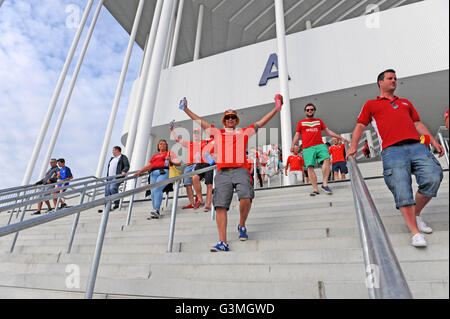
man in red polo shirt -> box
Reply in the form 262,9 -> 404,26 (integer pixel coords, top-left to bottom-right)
181,97 -> 282,252
347,69 -> 444,248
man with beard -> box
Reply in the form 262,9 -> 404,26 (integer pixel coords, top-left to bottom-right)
290,104 -> 349,196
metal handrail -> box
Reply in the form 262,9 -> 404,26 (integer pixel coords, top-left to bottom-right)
436,125 -> 449,167
347,154 -> 412,299
0,170 -> 140,211
0,175 -> 100,197
0,163 -> 217,299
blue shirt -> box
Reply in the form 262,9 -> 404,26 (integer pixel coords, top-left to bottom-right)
58,167 -> 73,187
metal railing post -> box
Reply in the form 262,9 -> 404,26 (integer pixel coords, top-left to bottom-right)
67,188 -> 87,253
437,131 -> 449,168
125,178 -> 139,226
9,204 -> 28,253
85,200 -> 112,299
168,180 -> 180,253
211,168 -> 217,221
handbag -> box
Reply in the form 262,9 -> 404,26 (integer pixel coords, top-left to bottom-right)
169,166 -> 181,179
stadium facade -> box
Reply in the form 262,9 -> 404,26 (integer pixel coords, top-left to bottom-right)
22,0 -> 449,185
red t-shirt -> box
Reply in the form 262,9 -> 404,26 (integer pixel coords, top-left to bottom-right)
296,118 -> 327,149
357,96 -> 420,151
328,144 -> 346,164
209,124 -> 258,171
445,109 -> 449,120
182,140 -> 209,165
286,155 -> 304,171
148,151 -> 176,170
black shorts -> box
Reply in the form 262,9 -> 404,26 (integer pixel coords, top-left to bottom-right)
194,163 -> 214,185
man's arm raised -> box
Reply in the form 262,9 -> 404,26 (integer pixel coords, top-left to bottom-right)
181,99 -> 212,131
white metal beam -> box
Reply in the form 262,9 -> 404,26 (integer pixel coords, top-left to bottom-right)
274,0 -> 293,187
256,0 -> 305,40
125,0 -> 163,162
286,0 -> 327,33
169,0 -> 185,67
21,0 -> 94,185
95,0 -> 145,178
389,0 -> 409,9
312,0 -> 346,27
334,0 -> 369,23
194,4 -> 205,60
244,3 -> 274,32
230,0 -> 255,23
130,0 -> 176,174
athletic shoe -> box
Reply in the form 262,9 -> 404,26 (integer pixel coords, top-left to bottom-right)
60,203 -> 67,208
148,210 -> 160,220
238,226 -> 248,241
411,233 -> 427,248
321,186 -> 333,195
416,216 -> 433,234
47,208 -> 53,213
310,191 -> 320,197
204,207 -> 211,212
31,211 -> 41,215
183,203 -> 195,209
210,241 -> 230,252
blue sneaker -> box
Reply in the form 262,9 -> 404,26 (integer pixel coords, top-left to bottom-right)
211,241 -> 230,252
321,185 -> 333,195
238,226 -> 248,241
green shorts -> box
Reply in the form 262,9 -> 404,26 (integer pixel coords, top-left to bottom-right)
303,144 -> 330,168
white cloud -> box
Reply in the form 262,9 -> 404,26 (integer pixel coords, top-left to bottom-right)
0,0 -> 142,189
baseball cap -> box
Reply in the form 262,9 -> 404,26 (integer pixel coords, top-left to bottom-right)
222,109 -> 240,126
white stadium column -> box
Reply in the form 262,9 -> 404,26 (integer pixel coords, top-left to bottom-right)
193,4 -> 205,61
21,0 -> 94,185
95,0 -> 146,178
125,0 -> 163,163
169,0 -> 185,68
274,0 -> 293,186
129,0 -> 176,175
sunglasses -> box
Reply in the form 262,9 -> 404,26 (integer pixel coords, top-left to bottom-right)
305,109 -> 315,112
224,115 -> 237,120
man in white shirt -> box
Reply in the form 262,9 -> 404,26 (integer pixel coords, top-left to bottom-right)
102,146 -> 130,211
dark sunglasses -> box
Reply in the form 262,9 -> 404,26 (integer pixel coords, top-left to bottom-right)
305,108 -> 315,112
225,115 -> 237,120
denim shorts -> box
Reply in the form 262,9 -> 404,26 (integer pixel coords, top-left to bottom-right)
183,164 -> 196,186
381,142 -> 443,209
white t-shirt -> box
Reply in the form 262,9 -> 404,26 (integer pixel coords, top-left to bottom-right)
108,155 -> 121,177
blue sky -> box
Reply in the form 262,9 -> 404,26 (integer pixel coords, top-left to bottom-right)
0,0 -> 143,189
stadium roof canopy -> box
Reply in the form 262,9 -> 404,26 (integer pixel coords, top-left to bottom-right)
105,0 -> 423,66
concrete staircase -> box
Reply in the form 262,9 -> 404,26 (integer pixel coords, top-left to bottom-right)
0,161 -> 448,299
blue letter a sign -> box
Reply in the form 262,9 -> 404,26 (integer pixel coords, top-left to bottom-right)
259,53 -> 291,86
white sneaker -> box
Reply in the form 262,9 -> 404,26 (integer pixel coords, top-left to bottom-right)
416,216 -> 433,234
411,233 -> 427,248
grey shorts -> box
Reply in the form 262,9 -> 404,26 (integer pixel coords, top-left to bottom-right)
213,167 -> 255,211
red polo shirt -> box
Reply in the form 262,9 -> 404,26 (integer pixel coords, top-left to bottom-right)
357,96 -> 421,151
